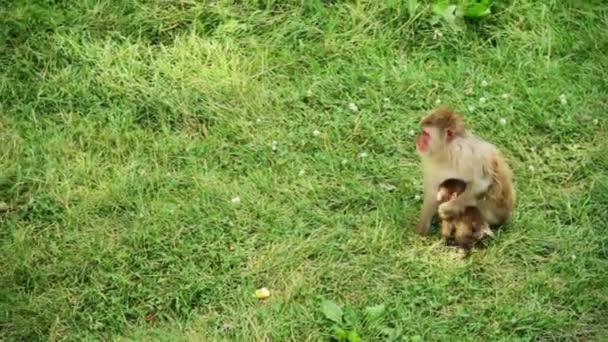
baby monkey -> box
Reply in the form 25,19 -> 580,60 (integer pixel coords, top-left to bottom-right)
437,179 -> 495,252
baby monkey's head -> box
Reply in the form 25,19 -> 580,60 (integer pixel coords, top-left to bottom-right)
437,178 -> 467,203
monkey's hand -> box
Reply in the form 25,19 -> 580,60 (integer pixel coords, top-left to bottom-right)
438,201 -> 464,219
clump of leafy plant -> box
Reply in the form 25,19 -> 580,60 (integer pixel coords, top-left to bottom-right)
431,0 -> 495,27
320,299 -> 390,341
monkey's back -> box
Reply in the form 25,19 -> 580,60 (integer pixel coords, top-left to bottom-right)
480,149 -> 516,225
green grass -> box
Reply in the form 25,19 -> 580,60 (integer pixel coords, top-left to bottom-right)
1,0 -> 608,340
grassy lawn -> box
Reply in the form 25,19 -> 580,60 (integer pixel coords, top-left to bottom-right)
2,1 -> 608,340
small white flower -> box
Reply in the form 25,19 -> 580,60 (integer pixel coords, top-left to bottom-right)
306,89 -> 313,97
382,100 -> 391,109
298,169 -> 305,176
256,118 -> 262,123
414,194 -> 421,201
312,129 -> 321,137
357,152 -> 368,158
271,141 -> 278,151
571,254 -> 576,260
559,94 -> 567,105
231,196 -> 241,204
383,97 -> 390,102
408,129 -> 416,136
593,119 -> 599,125
433,29 -> 443,39
435,98 -> 442,105
341,159 -> 348,165
501,93 -> 509,99
479,97 -> 487,104
464,87 -> 474,96
380,183 -> 397,192
528,165 -> 535,172
499,118 -> 507,125
468,105 -> 475,112
348,102 -> 359,112
481,80 -> 489,88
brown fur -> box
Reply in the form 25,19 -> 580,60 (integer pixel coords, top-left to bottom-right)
437,178 -> 466,202
416,106 -> 515,237
478,152 -> 516,224
437,179 -> 492,251
421,107 -> 467,136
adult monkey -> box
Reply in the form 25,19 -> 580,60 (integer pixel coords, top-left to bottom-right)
415,107 -> 516,235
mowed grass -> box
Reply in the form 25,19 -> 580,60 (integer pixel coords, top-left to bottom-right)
1,1 -> 608,340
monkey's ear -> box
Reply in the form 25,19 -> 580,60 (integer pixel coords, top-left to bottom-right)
446,128 -> 455,140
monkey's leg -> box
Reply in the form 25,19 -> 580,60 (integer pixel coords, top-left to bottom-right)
440,219 -> 453,238
440,219 -> 455,245
454,221 -> 474,252
417,191 -> 439,235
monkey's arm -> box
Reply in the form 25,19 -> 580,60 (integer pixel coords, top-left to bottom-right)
438,170 -> 491,217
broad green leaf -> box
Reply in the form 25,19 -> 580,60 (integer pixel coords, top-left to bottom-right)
406,0 -> 419,16
343,307 -> 359,326
364,304 -> 386,321
465,4 -> 491,18
465,0 -> 494,18
333,326 -> 348,340
431,0 -> 449,17
321,300 -> 343,323
432,3 -> 459,26
347,330 -> 362,342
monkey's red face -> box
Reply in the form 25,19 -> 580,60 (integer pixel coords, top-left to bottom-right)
416,126 -> 455,156
416,127 -> 431,154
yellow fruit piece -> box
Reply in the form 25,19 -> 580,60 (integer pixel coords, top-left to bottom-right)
255,287 -> 270,299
